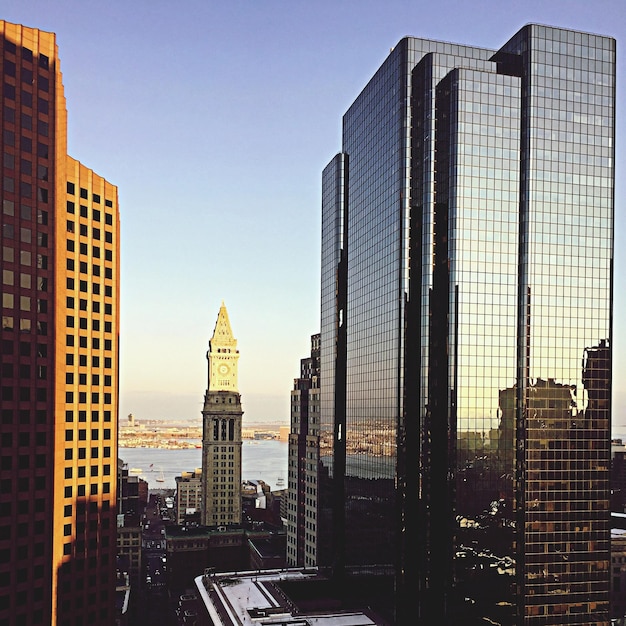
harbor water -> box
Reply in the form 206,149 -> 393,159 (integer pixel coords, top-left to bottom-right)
119,438 -> 288,491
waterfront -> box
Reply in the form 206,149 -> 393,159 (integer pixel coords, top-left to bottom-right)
119,438 -> 288,490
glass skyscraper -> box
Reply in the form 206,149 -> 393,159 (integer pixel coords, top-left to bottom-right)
318,24 -> 614,624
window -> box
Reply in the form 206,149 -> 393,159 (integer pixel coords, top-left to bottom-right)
67,182 -> 75,195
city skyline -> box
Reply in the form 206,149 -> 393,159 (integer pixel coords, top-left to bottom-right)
2,1 -> 624,426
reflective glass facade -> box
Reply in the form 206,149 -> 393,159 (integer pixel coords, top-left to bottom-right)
319,24 -> 614,625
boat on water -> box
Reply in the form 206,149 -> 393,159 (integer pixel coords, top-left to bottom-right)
276,476 -> 285,487
156,468 -> 165,483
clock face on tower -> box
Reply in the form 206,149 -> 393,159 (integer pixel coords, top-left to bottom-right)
218,363 -> 230,376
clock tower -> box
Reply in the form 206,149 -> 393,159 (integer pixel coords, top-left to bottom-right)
200,302 -> 243,526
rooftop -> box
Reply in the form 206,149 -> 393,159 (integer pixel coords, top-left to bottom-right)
195,569 -> 389,625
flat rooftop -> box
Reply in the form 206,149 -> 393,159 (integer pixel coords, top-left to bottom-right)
195,569 -> 388,625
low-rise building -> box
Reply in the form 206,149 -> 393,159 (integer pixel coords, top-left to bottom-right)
175,468 -> 203,524
116,524 -> 142,590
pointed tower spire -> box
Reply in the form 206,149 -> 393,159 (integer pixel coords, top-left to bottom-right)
207,302 -> 239,392
209,302 -> 237,351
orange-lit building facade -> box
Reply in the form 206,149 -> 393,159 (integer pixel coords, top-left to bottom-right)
0,22 -> 119,625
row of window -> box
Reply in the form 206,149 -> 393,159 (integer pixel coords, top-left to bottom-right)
64,392 -> 113,404
64,428 -> 112,441
3,76 -> 49,99
65,372 -> 112,386
3,40 -> 50,67
66,181 -> 113,208
0,386 -> 47,401
65,410 -> 112,424
66,317 -> 113,332
63,500 -> 111,517
66,354 -> 111,368
65,278 -> 114,299
66,335 -> 113,350
63,482 -> 111,500
67,228 -> 114,245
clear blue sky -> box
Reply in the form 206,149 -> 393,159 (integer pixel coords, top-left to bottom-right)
3,0 -> 625,426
